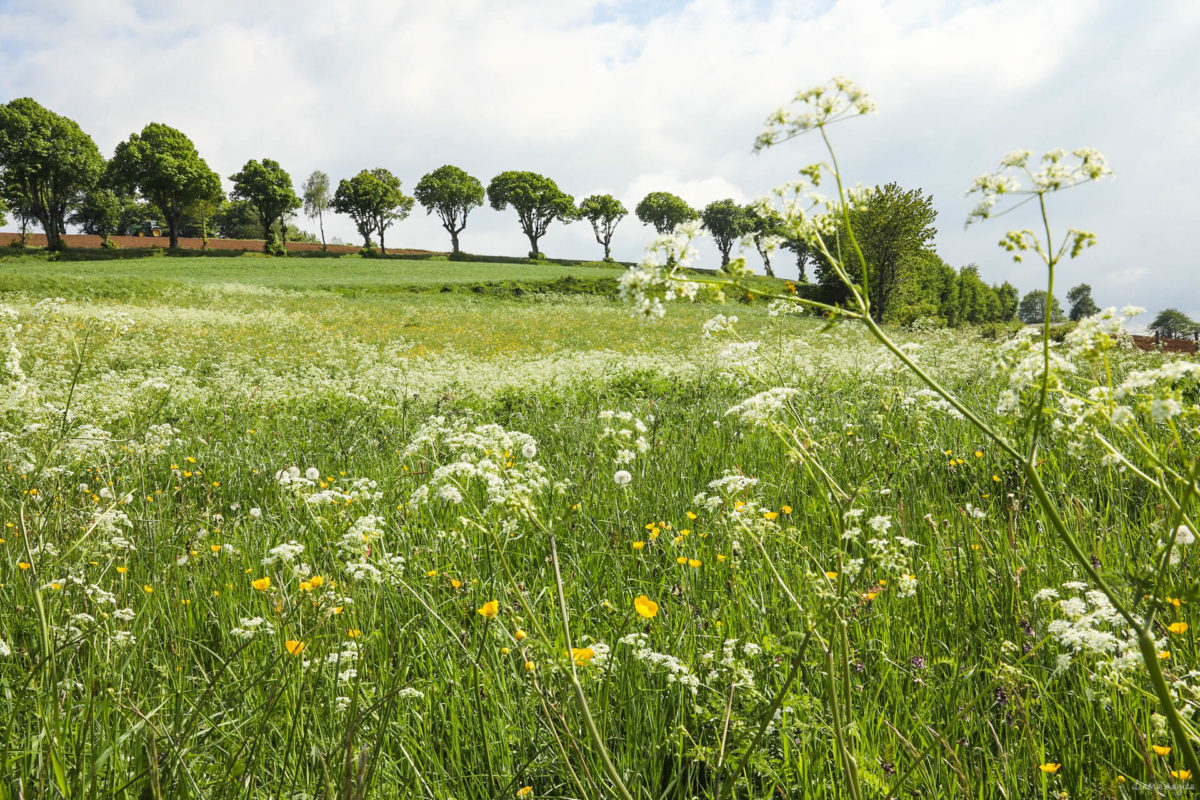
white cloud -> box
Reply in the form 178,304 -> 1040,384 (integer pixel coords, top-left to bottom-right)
1,0 -> 1197,315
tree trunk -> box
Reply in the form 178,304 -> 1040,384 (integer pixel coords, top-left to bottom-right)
168,215 -> 180,249
450,228 -> 460,255
41,215 -> 61,251
318,211 -> 326,252
280,215 -> 288,245
603,241 -> 611,260
527,231 -> 540,258
380,227 -> 387,255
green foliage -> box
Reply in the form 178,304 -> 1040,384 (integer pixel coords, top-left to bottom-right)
0,97 -> 105,249
996,281 -> 1019,322
229,158 -> 301,242
635,191 -> 697,234
212,199 -> 261,240
700,199 -> 752,267
486,171 -> 575,258
743,204 -> 785,277
1148,307 -> 1198,338
69,187 -> 123,243
331,168 -> 414,254
109,122 -> 222,248
263,230 -> 287,256
0,194 -> 6,228
1066,283 -> 1100,321
415,165 -> 486,255
1017,289 -> 1064,324
814,182 -> 937,321
578,193 -> 627,260
301,170 -> 331,251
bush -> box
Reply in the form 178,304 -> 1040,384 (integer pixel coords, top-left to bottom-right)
264,232 -> 287,257
359,246 -> 378,258
1047,321 -> 1078,342
6,239 -> 24,250
977,320 -> 1023,340
448,251 -> 470,262
100,238 -> 118,250
528,251 -> 547,261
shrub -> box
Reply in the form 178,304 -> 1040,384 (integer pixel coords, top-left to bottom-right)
264,232 -> 287,257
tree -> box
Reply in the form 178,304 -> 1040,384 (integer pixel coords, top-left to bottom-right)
109,123 -> 222,249
1066,283 -> 1100,321
212,200 -> 260,240
301,170 -> 331,252
996,281 -> 1020,322
814,182 -> 937,322
701,199 -> 752,268
578,194 -> 627,261
486,171 -> 575,258
229,159 -> 301,246
0,195 -> 7,228
954,266 -> 1001,326
781,235 -> 813,282
1148,308 -> 1198,339
635,191 -> 697,235
185,181 -> 224,250
70,187 -> 123,245
743,204 -> 786,277
414,165 -> 485,256
1017,290 -> 1063,324
0,98 -> 104,250
331,168 -> 414,254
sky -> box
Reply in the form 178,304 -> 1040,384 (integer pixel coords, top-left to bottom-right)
1,0 -> 1197,318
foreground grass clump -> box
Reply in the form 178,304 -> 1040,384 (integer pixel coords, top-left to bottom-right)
0,263 -> 1194,798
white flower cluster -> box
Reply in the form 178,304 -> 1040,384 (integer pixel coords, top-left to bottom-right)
597,410 -> 651,466
406,416 -> 549,521
701,639 -> 764,691
725,388 -> 801,429
617,222 -> 704,319
967,147 -> 1112,225
1036,582 -> 1156,681
754,76 -> 875,149
619,633 -> 700,693
230,617 -> 275,641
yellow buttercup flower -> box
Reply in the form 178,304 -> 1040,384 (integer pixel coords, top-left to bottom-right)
1172,770 -> 1192,779
143,585 -> 154,593
825,571 -> 838,580
687,559 -> 701,568
1168,622 -> 1188,635
17,562 -> 30,570
763,511 -> 779,520
514,629 -> 527,641
285,640 -> 306,655
632,541 -> 645,550
781,505 -> 792,514
308,575 -> 323,588
252,577 -> 271,591
477,600 -> 499,618
570,647 -> 595,666
686,511 -> 698,520
1038,763 -> 1060,774
347,629 -> 361,638
524,660 -> 535,671
676,556 -> 687,564
517,786 -> 532,797
1153,745 -> 1172,756
634,595 -> 658,619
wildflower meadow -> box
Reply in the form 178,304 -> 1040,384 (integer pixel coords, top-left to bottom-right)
2,79 -> 1198,800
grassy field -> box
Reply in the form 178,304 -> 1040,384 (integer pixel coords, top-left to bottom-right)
0,252 -> 1195,798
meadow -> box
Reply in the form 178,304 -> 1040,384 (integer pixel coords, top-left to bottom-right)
0,245 -> 1195,800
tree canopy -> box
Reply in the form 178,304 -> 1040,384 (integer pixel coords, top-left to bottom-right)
1017,290 -> 1064,324
634,191 -> 697,235
229,159 -> 301,245
110,123 -> 222,249
414,165 -> 485,256
486,171 -> 575,258
1066,283 -> 1100,321
301,170 -> 331,251
69,187 -> 123,244
700,199 -> 751,268
1148,308 -> 1198,339
814,182 -> 937,322
743,204 -> 785,277
578,194 -> 627,261
331,168 -> 414,253
0,97 -> 104,250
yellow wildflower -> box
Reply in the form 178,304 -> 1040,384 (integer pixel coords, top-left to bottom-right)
634,595 -> 658,619
478,600 -> 499,618
252,577 -> 271,591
